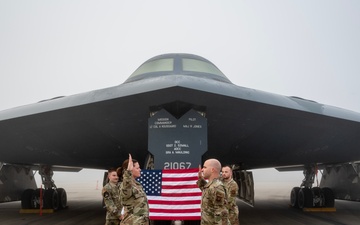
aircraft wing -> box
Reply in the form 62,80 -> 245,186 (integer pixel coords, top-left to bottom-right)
2,53 -> 360,207
1,53 -> 360,171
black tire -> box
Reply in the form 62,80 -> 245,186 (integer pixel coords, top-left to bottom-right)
57,188 -> 67,209
21,189 -> 34,209
44,189 -> 59,210
311,187 -> 322,207
290,187 -> 300,208
322,187 -> 335,207
298,188 -> 313,209
31,188 -> 44,209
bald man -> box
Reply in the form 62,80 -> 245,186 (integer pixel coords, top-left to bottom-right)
197,159 -> 229,225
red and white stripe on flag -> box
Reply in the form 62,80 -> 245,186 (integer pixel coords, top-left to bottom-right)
138,168 -> 201,220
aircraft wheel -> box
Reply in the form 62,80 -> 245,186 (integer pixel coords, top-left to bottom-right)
57,188 -> 67,209
322,187 -> 335,207
290,187 -> 300,208
298,188 -> 313,209
31,188 -> 44,209
21,189 -> 34,209
311,187 -> 322,207
44,189 -> 59,210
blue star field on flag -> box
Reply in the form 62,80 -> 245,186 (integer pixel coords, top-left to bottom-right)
136,170 -> 162,196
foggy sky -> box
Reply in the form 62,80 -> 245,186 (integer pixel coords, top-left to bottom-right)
1,1 -> 359,186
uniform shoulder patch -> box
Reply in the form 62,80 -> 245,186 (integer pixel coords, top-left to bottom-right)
103,191 -> 110,199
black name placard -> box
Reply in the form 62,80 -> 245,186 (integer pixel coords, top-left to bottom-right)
148,109 -> 207,169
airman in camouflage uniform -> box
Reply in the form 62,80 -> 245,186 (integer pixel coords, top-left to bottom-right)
221,165 -> 240,225
197,159 -> 229,225
120,154 -> 149,225
102,168 -> 123,225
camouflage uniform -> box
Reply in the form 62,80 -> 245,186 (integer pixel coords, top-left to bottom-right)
120,170 -> 149,225
102,182 -> 122,225
223,179 -> 239,225
197,178 -> 229,225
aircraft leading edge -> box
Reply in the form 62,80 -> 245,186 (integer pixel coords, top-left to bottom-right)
1,53 -> 360,213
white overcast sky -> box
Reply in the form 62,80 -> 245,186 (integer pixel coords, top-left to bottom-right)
1,1 -> 359,186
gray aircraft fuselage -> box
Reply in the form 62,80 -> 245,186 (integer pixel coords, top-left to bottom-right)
1,53 -> 360,171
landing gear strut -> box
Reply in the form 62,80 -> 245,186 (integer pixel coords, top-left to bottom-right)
21,165 -> 67,210
290,164 -> 335,209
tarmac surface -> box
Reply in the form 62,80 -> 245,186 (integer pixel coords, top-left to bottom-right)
0,188 -> 104,225
1,182 -> 360,225
239,184 -> 360,225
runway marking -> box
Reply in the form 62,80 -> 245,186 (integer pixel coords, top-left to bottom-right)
19,209 -> 54,214
303,207 -> 336,212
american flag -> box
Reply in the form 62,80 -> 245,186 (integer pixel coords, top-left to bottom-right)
137,168 -> 201,220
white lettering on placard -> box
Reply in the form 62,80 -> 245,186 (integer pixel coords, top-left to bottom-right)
164,162 -> 192,169
150,118 -> 177,128
165,140 -> 190,154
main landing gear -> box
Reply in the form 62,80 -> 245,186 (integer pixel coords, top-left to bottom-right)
21,165 -> 67,210
290,164 -> 335,209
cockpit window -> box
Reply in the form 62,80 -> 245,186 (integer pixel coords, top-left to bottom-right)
182,58 -> 225,77
125,53 -> 231,83
130,58 -> 174,77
